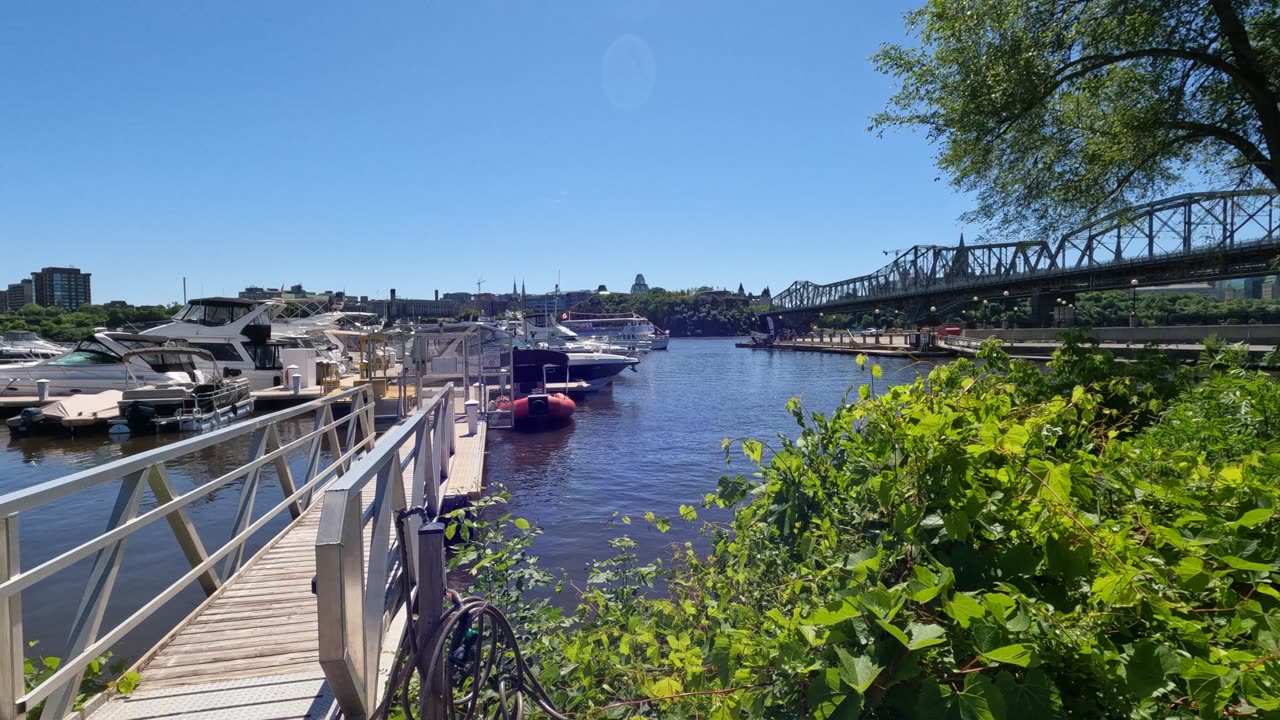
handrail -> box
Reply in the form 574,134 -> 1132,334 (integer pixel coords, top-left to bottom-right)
316,382 -> 457,719
0,384 -> 376,720
0,384 -> 370,517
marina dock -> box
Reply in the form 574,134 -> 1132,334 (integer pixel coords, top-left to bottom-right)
0,381 -> 489,720
738,332 -> 954,358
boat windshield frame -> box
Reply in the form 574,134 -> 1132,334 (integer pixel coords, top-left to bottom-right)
172,298 -> 263,326
120,347 -> 214,380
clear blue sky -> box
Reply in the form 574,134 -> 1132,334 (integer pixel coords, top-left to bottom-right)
1,1 -> 973,305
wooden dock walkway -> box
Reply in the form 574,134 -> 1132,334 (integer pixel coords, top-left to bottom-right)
83,410 -> 487,720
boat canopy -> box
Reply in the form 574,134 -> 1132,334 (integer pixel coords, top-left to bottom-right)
120,347 -> 212,377
173,298 -> 263,326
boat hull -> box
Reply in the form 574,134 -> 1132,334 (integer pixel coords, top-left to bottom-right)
497,392 -> 575,430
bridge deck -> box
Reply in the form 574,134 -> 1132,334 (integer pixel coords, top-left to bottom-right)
85,411 -> 487,720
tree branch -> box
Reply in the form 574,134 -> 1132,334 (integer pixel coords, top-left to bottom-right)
1055,47 -> 1256,95
1083,132 -> 1201,217
1168,120 -> 1277,186
1209,0 -> 1280,183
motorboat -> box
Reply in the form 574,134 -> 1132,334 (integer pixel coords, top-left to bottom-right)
0,333 -> 211,397
521,315 -> 639,355
6,391 -> 124,435
5,346 -> 254,435
113,348 -> 254,435
494,348 -> 575,430
140,297 -> 322,390
0,331 -> 65,364
561,313 -> 669,351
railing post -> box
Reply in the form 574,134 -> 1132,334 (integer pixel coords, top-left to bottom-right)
436,403 -> 449,482
0,515 -> 22,720
222,427 -> 270,579
416,521 -> 447,720
45,473 -> 146,720
145,464 -> 220,596
316,488 -> 369,719
448,395 -> 457,459
266,425 -> 303,520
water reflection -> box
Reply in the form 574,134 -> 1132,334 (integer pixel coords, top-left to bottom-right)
0,415 -> 321,663
487,338 -> 934,587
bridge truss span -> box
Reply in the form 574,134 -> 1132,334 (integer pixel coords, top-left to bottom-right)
771,190 -> 1280,319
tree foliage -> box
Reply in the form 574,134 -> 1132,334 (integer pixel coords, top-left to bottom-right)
873,0 -> 1280,235
0,303 -> 179,342
451,341 -> 1280,718
571,290 -> 767,337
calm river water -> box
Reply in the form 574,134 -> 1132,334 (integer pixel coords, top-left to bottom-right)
0,338 -> 933,666
487,337 -> 934,589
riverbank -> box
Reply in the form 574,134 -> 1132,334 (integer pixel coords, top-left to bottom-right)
467,334 -> 1280,718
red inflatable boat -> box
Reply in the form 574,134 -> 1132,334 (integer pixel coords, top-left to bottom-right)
495,392 -> 575,428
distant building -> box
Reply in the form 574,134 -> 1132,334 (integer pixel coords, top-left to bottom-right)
238,284 -> 338,308
1262,276 -> 1279,300
32,267 -> 91,310
736,283 -> 746,297
104,300 -> 130,309
1137,282 -> 1220,298
1218,278 -> 1263,300
524,289 -> 595,314
442,292 -> 473,303
367,297 -> 461,319
4,280 -> 34,312
630,274 -> 649,294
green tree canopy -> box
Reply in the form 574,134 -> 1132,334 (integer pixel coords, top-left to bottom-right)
873,0 -> 1280,235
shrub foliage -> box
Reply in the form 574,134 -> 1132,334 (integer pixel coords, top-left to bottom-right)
455,341 -> 1280,718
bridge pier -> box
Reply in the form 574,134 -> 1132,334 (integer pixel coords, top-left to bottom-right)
1030,293 -> 1055,328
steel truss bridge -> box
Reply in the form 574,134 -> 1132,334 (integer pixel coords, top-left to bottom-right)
770,190 -> 1280,325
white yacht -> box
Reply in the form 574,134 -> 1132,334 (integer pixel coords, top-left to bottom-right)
140,297 -> 321,390
522,315 -> 637,354
0,333 -> 211,396
0,331 -> 65,364
560,314 -> 669,351
520,315 -> 639,390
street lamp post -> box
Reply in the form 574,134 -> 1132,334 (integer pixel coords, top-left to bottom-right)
1130,279 -> 1139,327
1002,290 -> 1011,329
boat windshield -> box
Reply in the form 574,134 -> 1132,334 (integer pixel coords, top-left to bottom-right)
174,302 -> 253,326
2,331 -> 38,342
130,353 -> 200,374
115,338 -> 173,351
48,340 -> 120,366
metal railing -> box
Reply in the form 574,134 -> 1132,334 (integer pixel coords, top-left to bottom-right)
0,384 -> 375,720
316,383 -> 457,719
937,334 -> 986,351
